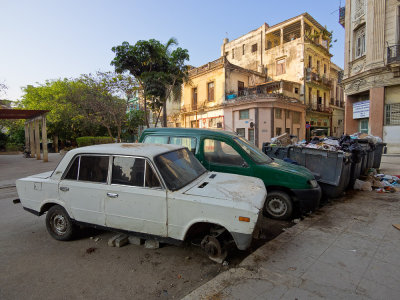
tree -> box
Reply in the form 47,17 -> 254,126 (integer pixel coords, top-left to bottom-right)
111,38 -> 189,128
0,81 -> 7,97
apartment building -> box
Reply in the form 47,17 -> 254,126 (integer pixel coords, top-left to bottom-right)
179,57 -> 305,147
222,13 -> 339,137
341,0 -> 400,153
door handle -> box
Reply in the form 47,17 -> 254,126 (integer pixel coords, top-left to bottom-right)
107,192 -> 119,198
60,186 -> 69,192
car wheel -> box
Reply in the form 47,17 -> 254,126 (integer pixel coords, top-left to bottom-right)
263,191 -> 293,220
46,205 -> 75,241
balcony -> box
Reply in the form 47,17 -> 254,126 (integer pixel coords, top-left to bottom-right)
306,103 -> 332,114
387,45 -> 400,65
339,7 -> 345,28
225,81 -> 284,101
181,103 -> 200,113
305,69 -> 332,88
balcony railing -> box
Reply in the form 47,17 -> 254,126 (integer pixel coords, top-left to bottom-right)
387,45 -> 400,64
225,81 -> 282,101
305,69 -> 332,88
306,103 -> 332,113
339,6 -> 345,27
188,57 -> 225,77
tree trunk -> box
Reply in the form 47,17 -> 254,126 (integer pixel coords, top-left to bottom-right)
144,95 -> 150,128
106,126 -> 113,140
162,101 -> 167,127
53,135 -> 59,153
154,108 -> 162,128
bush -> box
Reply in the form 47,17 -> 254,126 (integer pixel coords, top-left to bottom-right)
76,136 -> 114,147
5,143 -> 24,152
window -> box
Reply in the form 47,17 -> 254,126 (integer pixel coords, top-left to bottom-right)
78,156 -> 109,183
285,128 -> 290,134
296,128 -> 300,137
192,88 -> 197,109
242,44 -> 245,55
385,103 -> 400,125
203,139 -> 245,166
154,148 -> 206,191
308,56 -> 312,68
267,41 -> 272,50
294,87 -> 299,94
191,120 -> 199,128
317,60 -> 320,74
144,135 -> 169,144
64,156 -> 79,180
248,128 -> 255,144
170,136 -> 197,153
308,87 -> 312,104
112,156 -> 145,187
236,128 -> 245,138
208,82 -> 215,101
355,26 -> 366,58
324,64 -> 327,75
275,108 -> 282,119
225,51 -> 229,57
238,81 -> 245,95
359,119 -> 369,134
145,161 -> 161,188
293,112 -> 301,124
232,48 -> 235,59
286,111 -> 290,119
251,43 -> 258,53
239,109 -> 249,120
276,59 -> 286,75
275,127 -> 282,136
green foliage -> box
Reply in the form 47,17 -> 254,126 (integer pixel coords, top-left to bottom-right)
76,136 -> 114,147
0,131 -> 7,151
5,143 -> 23,152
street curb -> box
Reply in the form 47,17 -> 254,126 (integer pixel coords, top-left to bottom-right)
182,203 -> 335,299
0,184 -> 16,189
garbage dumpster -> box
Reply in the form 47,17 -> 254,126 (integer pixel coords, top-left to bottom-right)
288,147 -> 351,198
263,145 -> 290,160
357,139 -> 374,174
372,142 -> 387,169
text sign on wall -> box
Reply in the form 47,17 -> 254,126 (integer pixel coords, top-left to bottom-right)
353,100 -> 370,119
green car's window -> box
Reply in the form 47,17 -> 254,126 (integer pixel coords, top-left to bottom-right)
203,139 -> 245,166
143,135 -> 169,144
234,137 -> 272,164
170,136 -> 197,153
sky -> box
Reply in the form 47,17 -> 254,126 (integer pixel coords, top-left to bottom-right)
0,0 -> 345,101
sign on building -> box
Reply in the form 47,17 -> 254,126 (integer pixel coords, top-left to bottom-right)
353,100 -> 370,119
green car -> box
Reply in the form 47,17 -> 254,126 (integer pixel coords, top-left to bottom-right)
139,128 -> 321,220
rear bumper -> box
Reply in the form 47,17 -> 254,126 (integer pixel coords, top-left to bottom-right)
292,186 -> 322,213
231,231 -> 253,250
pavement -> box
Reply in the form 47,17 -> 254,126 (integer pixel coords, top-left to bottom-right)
184,155 -> 400,300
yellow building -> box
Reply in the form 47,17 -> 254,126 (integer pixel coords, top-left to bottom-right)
222,13 -> 338,137
180,57 -> 306,147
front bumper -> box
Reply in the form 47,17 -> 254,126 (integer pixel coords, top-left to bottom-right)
292,186 -> 322,213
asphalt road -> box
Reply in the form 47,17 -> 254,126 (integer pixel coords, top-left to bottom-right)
0,183 -> 291,299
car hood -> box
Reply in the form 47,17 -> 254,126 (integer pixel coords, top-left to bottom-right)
182,172 -> 266,211
27,171 -> 53,179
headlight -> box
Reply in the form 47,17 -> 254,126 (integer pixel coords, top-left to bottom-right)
308,179 -> 319,188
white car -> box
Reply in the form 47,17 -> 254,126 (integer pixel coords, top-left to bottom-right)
16,143 -> 266,259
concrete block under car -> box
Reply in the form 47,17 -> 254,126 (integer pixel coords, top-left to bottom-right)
108,233 -> 125,247
115,235 -> 129,248
145,239 -> 160,249
129,236 -> 144,245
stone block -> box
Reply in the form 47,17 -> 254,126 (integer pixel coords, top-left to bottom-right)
144,239 -> 160,249
108,233 -> 124,247
128,236 -> 143,246
115,235 -> 129,248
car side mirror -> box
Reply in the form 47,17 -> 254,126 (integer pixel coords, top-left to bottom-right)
242,161 -> 248,168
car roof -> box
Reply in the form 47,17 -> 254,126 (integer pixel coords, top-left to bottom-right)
142,127 -> 239,138
67,143 -> 184,159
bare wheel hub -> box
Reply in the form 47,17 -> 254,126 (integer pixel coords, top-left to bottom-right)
267,197 -> 287,217
51,214 -> 67,235
201,235 -> 222,259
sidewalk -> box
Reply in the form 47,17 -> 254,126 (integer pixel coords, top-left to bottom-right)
184,157 -> 400,299
0,153 -> 63,188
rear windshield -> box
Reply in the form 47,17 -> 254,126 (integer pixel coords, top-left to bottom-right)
234,137 -> 272,164
154,148 -> 206,191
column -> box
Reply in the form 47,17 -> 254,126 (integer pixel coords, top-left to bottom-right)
34,119 -> 41,160
29,121 -> 35,157
280,28 -> 284,46
344,95 -> 358,134
370,87 -> 385,138
24,123 -> 29,153
42,116 -> 48,162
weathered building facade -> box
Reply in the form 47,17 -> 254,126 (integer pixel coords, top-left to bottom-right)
179,57 -> 306,147
330,63 -> 345,137
341,0 -> 400,153
221,13 -> 339,137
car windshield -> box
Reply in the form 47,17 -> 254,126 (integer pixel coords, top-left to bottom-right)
234,137 -> 272,164
154,148 -> 206,191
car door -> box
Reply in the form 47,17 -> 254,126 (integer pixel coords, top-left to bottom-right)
58,154 -> 109,226
201,138 -> 253,177
105,156 -> 167,237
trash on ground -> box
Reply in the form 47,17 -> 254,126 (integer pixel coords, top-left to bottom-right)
392,224 -> 400,231
86,247 -> 97,254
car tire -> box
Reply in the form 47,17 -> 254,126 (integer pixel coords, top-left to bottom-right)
46,205 -> 76,241
263,191 -> 293,220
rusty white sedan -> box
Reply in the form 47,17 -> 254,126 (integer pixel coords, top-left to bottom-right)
16,143 -> 266,260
